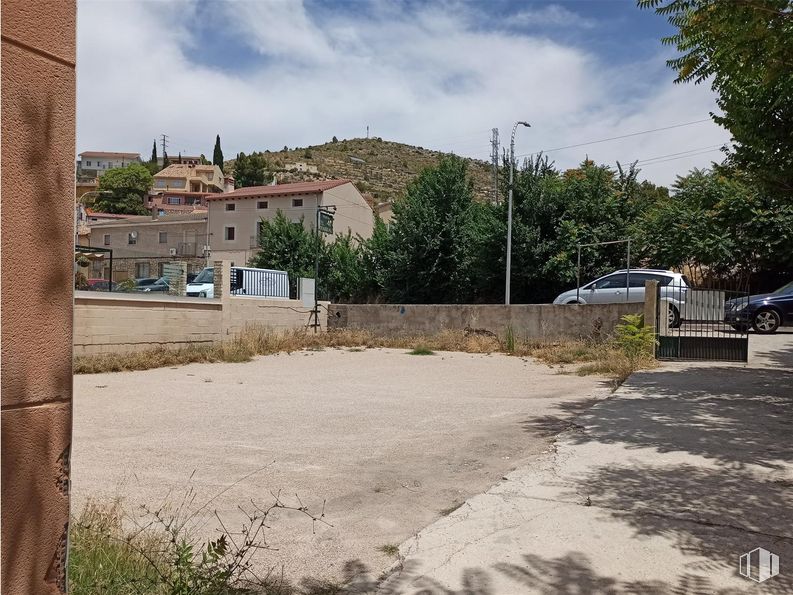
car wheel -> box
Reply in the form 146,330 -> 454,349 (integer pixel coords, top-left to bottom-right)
667,304 -> 681,328
752,309 -> 780,334
565,300 -> 582,305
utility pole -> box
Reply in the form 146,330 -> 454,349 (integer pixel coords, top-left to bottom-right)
505,121 -> 530,306
490,128 -> 500,203
160,133 -> 169,161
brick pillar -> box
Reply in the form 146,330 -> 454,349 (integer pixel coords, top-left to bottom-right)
644,280 -> 658,333
1,1 -> 76,593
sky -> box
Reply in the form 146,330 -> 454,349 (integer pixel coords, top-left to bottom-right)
76,0 -> 732,187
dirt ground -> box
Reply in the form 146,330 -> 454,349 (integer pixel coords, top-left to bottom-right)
71,347 -> 607,587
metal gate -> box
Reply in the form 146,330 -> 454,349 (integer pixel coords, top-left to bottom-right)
655,280 -> 749,362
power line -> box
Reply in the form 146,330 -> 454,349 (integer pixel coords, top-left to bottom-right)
515,118 -> 713,159
632,144 -> 726,165
636,148 -> 725,168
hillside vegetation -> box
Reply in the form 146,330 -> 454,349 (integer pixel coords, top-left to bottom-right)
225,137 -> 494,204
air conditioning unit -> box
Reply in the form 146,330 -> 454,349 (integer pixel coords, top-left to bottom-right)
169,248 -> 177,257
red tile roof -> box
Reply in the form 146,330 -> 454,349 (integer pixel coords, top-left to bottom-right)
205,179 -> 351,201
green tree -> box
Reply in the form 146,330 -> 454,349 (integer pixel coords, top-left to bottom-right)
150,139 -> 157,164
213,135 -> 224,172
163,151 -> 171,168
639,0 -> 793,200
384,156 -> 483,303
233,152 -> 273,188
199,153 -> 209,165
95,163 -> 153,215
248,211 -> 320,297
358,215 -> 391,301
332,136 -> 338,143
635,168 -> 793,287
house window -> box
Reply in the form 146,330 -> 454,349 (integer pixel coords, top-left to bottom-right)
225,203 -> 236,211
224,226 -> 235,241
86,160 -> 92,166
167,196 -> 181,205
103,234 -> 110,246
257,200 -> 268,209
128,232 -> 138,245
159,231 -> 167,243
135,262 -> 149,278
292,198 -> 303,207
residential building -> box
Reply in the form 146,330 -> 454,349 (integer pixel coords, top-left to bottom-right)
157,154 -> 204,166
285,161 -> 318,174
148,163 -> 231,212
77,151 -> 142,177
205,179 -> 374,265
87,213 -> 209,281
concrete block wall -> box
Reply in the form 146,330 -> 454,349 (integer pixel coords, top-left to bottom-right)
328,302 -> 642,340
1,1 -> 77,592
73,292 -> 327,356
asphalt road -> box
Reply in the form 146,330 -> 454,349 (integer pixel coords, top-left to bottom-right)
71,347 -> 605,587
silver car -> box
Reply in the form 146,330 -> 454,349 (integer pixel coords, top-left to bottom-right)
553,269 -> 689,327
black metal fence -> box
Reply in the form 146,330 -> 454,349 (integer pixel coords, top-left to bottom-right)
655,278 -> 749,362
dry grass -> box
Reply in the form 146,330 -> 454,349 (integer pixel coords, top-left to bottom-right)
74,326 -> 656,384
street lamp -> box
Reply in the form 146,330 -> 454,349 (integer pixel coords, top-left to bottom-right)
505,121 -> 530,306
75,190 -> 111,244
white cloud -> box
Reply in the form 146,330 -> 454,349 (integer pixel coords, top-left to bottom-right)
76,0 -> 729,187
510,4 -> 597,28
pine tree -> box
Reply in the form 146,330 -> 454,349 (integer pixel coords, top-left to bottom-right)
213,135 -> 224,172
178,152 -> 182,164
150,140 -> 157,163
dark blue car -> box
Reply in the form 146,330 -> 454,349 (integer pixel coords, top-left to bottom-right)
725,280 -> 793,334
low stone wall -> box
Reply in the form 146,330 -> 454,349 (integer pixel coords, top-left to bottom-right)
328,303 -> 642,340
74,291 -> 325,356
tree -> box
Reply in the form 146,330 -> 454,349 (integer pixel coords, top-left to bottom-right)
178,152 -> 182,164
233,152 -> 273,188
150,140 -> 157,164
639,0 -> 793,200
95,163 -> 153,215
199,154 -> 209,165
213,135 -> 224,172
384,156 -> 483,303
163,151 -> 171,168
248,211 -> 321,297
635,168 -> 793,287
332,136 -> 338,143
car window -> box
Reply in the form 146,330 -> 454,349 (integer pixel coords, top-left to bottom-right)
594,274 -> 627,289
628,273 -> 651,287
772,281 -> 793,295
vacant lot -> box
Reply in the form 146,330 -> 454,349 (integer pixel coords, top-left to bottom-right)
72,347 -> 606,586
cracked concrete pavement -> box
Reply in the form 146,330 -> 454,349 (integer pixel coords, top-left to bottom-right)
71,347 -> 607,586
381,332 -> 793,594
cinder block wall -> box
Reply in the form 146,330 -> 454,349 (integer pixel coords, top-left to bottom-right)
1,1 -> 77,592
328,303 -> 642,340
73,293 -> 327,356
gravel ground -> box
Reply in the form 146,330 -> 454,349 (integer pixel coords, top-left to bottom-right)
71,347 -> 606,587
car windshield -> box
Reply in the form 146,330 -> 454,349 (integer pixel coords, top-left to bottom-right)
192,268 -> 213,284
771,281 -> 793,295
154,277 -> 169,286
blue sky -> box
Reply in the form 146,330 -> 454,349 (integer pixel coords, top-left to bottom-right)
76,0 -> 729,186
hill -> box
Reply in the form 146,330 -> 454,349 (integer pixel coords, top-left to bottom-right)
224,137 -> 495,205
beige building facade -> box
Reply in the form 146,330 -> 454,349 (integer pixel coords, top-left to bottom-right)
206,180 -> 374,265
88,214 -> 209,280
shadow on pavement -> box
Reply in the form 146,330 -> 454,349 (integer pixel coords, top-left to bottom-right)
298,551 -> 765,594
523,366 -> 793,470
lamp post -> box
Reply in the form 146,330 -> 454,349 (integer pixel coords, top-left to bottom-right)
75,190 -> 111,245
505,121 -> 530,305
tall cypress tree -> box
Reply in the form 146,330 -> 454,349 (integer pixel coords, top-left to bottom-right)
213,135 -> 224,172
150,140 -> 157,163
163,151 -> 171,168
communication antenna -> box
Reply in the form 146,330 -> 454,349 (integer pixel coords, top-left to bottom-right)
490,128 -> 500,203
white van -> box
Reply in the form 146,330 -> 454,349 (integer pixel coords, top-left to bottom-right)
186,266 -> 290,299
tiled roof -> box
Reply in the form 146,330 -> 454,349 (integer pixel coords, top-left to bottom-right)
205,179 -> 351,201
79,151 -> 141,159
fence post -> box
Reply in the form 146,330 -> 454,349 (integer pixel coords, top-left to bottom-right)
644,280 -> 658,333
213,260 -> 232,336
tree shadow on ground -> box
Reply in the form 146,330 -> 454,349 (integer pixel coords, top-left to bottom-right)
753,335 -> 793,370
572,463 -> 793,593
523,366 -> 793,470
297,551 -> 762,594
